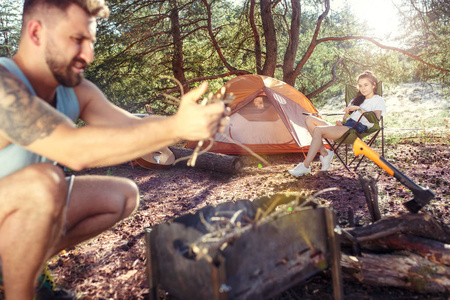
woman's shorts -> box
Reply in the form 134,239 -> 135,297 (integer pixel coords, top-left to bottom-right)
343,119 -> 368,134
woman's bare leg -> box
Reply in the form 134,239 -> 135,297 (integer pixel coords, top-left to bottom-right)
304,116 -> 332,157
303,124 -> 350,168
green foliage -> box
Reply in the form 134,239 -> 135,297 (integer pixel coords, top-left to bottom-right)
1,0 -> 445,122
0,0 -> 22,57
395,0 -> 450,84
8,0 -> 436,112
85,0 -> 244,113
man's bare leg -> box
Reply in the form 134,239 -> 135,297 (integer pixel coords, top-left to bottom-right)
0,164 -> 68,300
52,175 -> 139,254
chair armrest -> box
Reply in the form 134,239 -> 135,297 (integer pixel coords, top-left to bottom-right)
361,111 -> 380,123
354,111 -> 380,124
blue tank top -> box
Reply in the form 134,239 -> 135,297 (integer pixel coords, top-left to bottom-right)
0,57 -> 80,178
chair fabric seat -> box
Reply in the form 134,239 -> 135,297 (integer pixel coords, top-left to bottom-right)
335,112 -> 381,144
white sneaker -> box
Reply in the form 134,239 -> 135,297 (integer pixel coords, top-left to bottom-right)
320,149 -> 334,171
289,162 -> 304,172
288,163 -> 311,177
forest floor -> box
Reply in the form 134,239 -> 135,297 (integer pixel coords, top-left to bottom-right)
42,134 -> 449,299
0,82 -> 447,300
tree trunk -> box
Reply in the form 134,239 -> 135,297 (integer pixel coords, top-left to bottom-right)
287,0 -> 330,86
260,0 -> 277,77
169,0 -> 188,93
250,0 -> 262,74
169,147 -> 243,174
282,0 -> 301,84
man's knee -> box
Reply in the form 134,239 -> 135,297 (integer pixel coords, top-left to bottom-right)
122,178 -> 140,218
20,164 -> 68,212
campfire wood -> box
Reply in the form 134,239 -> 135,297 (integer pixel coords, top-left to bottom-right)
169,146 -> 243,174
145,194 -> 343,300
340,213 -> 450,293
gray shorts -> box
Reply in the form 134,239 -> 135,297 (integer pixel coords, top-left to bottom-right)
63,175 -> 75,235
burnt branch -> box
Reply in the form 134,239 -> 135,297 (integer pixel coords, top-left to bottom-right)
344,213 -> 450,244
358,174 -> 382,222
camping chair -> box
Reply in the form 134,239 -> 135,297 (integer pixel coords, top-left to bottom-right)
325,82 -> 384,172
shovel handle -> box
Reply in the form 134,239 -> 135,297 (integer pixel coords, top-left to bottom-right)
353,138 -> 394,176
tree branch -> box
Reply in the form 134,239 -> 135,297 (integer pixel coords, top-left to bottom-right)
184,71 -> 250,85
250,0 -> 262,74
316,35 -> 450,73
201,0 -> 234,72
291,0 -> 330,80
305,58 -> 342,99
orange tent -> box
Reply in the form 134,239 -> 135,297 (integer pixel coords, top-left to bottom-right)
187,75 -> 319,155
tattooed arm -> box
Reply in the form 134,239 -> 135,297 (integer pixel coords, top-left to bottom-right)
0,67 -> 72,148
0,70 -> 225,170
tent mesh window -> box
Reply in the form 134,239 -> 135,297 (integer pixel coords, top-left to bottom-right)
238,95 -> 280,122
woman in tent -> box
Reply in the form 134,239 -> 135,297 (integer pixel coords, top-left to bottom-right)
289,71 -> 386,176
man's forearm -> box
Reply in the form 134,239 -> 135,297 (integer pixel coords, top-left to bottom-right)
31,115 -> 183,170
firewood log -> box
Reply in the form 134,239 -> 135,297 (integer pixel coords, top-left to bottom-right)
169,146 -> 243,174
340,213 -> 450,293
341,252 -> 450,293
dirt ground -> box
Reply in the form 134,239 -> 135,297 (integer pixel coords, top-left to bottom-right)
21,137 -> 450,299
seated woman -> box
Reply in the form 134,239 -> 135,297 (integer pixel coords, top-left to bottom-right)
289,70 -> 386,177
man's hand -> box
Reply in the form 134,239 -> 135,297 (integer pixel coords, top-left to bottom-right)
174,82 -> 229,141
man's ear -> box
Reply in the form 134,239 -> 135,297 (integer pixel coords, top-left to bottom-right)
26,19 -> 43,46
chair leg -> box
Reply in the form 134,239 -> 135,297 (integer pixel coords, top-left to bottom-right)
381,118 -> 385,157
353,155 -> 366,170
345,144 -> 348,165
325,139 -> 351,172
348,131 -> 382,171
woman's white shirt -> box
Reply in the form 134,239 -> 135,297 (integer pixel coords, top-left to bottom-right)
349,95 -> 386,129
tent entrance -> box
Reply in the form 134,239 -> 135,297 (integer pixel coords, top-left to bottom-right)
238,95 -> 280,122
186,75 -> 320,155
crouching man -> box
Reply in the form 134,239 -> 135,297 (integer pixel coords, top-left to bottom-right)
0,0 -> 229,299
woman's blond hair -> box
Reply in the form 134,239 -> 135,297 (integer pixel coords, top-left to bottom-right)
23,0 -> 110,20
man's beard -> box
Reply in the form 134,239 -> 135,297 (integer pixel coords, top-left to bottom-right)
45,46 -> 85,87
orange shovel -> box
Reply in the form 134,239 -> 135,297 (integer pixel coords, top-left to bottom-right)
353,138 -> 435,213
